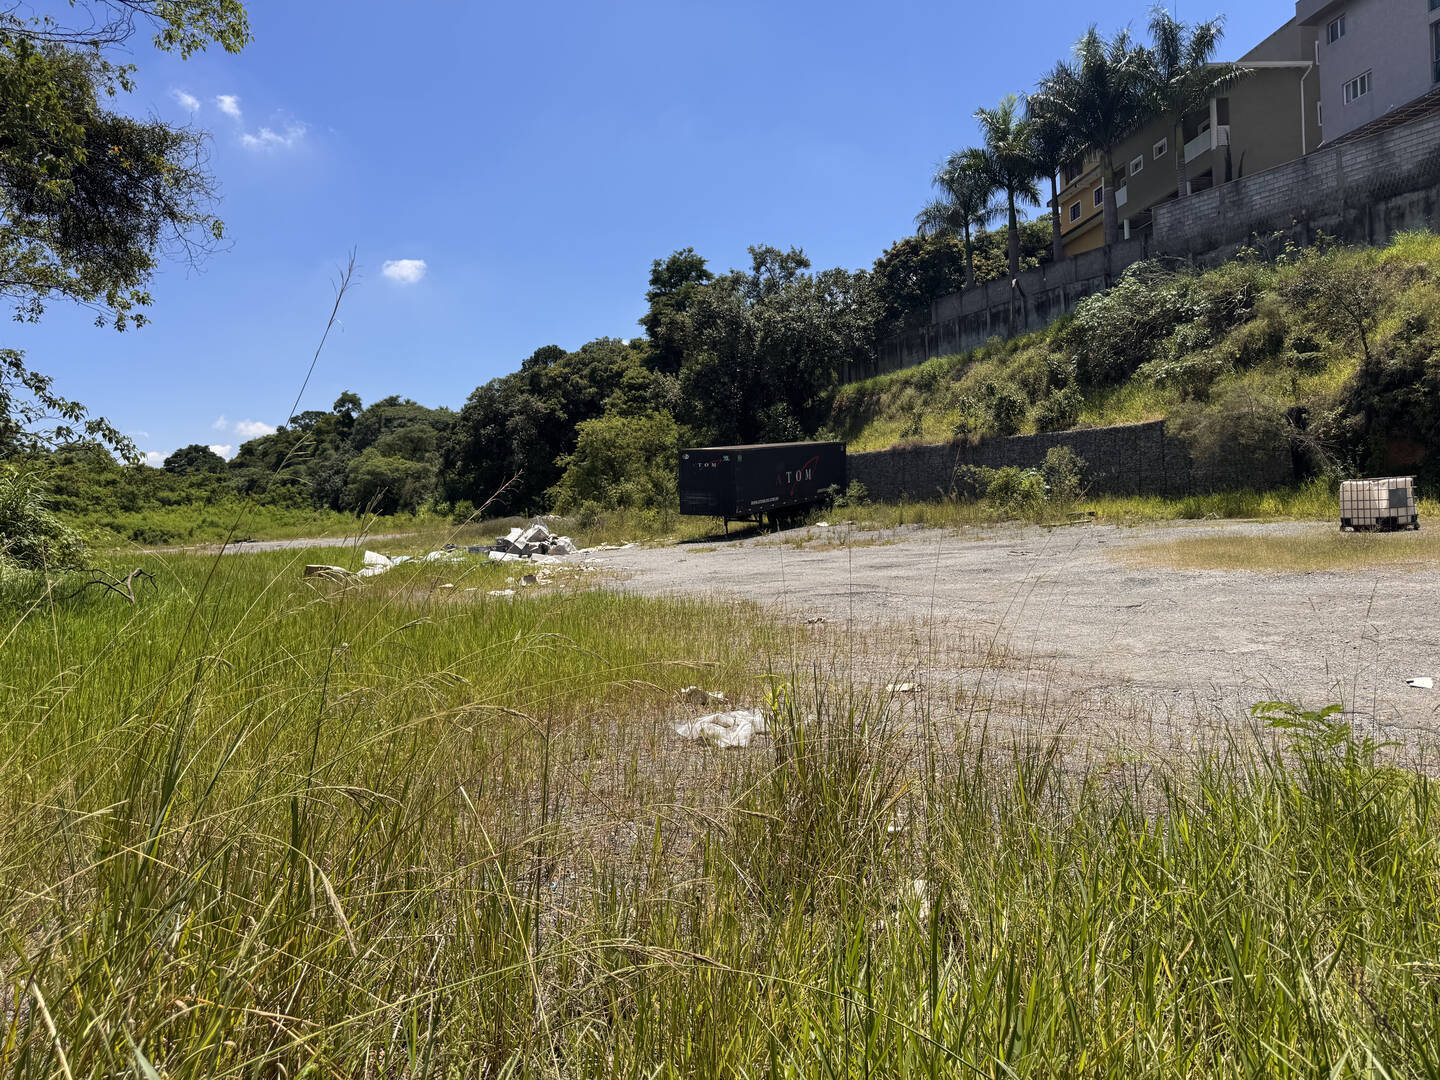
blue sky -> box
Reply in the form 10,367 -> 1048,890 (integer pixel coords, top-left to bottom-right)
20,0 -> 1294,464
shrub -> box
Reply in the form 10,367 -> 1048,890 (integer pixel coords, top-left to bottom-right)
0,464 -> 84,571
551,412 -> 680,513
1041,445 -> 1087,504
1062,262 -> 1199,386
984,466 -> 1048,513
1030,385 -> 1083,432
1169,385 -> 1292,489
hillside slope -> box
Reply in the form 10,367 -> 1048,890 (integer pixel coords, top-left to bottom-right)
824,233 -> 1440,487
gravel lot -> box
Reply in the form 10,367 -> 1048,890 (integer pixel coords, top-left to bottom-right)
581,520 -> 1440,746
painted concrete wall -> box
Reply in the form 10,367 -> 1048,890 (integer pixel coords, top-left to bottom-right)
1298,0 -> 1440,142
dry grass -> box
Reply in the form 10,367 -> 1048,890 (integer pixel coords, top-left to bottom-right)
1123,524 -> 1440,572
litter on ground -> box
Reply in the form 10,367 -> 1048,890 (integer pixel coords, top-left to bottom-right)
885,683 -> 920,694
1408,677 -> 1435,689
492,521 -> 578,559
674,708 -> 767,749
678,686 -> 726,705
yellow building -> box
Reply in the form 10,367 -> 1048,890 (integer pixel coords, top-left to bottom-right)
1057,15 -> 1321,257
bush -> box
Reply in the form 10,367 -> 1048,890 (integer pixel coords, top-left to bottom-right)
1041,445 -> 1086,504
984,466 -> 1048,514
1030,386 -> 1083,432
1169,385 -> 1292,489
550,412 -> 680,513
0,465 -> 84,571
1062,263 -> 1199,386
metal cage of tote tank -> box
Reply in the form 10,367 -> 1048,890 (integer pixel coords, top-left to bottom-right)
1339,476 -> 1420,531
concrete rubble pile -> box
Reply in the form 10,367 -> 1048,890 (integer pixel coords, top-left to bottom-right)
483,520 -> 578,563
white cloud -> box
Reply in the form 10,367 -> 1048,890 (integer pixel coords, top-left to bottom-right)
143,450 -> 170,467
212,414 -> 228,430
208,444 -> 234,460
233,419 -> 276,439
172,89 -> 200,112
215,94 -> 242,119
240,122 -> 307,151
382,259 -> 428,285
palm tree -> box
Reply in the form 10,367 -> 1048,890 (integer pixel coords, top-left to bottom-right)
915,148 -> 998,288
1026,97 -> 1079,264
1032,27 -> 1151,249
974,94 -> 1041,278
1146,7 -> 1250,200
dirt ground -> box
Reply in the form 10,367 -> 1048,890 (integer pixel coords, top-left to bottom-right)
578,520 -> 1440,750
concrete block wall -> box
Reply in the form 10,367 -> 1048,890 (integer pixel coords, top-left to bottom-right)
865,240 -> 1149,378
874,110 -> 1440,377
847,421 -> 1295,502
1152,111 -> 1440,255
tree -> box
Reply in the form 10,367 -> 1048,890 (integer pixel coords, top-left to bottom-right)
974,94 -> 1041,279
871,233 -> 967,327
915,148 -> 997,288
0,2 -> 249,459
1033,27 -> 1150,249
1146,7 -> 1249,201
640,249 -> 713,375
1026,98 -> 1080,264
550,412 -> 679,514
162,443 -> 227,475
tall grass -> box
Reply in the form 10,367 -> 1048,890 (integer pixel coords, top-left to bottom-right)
4,547 -> 1440,1076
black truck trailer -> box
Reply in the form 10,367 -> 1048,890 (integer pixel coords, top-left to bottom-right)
677,441 -> 845,530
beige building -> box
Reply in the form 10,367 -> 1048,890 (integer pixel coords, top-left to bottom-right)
1058,16 -> 1322,257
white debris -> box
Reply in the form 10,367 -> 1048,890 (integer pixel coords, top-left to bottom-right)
488,550 -> 524,562
488,588 -> 515,598
1408,677 -> 1435,689
910,879 -> 931,921
678,686 -> 727,705
356,550 -> 395,577
815,521 -> 830,528
491,519 -> 578,560
674,708 -> 767,749
885,683 -> 920,694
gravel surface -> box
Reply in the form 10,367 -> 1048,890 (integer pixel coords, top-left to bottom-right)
578,520 -> 1440,744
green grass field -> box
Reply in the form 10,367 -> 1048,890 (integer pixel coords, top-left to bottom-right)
4,541 -> 1440,1076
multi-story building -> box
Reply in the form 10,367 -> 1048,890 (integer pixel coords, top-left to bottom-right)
1058,15 -> 1320,257
1296,0 -> 1440,142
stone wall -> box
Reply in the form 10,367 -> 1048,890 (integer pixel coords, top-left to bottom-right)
1151,109 -> 1440,258
846,421 -> 1295,502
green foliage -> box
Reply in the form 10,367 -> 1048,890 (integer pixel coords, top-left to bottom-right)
870,232 -> 967,328
1168,385 -> 1292,488
550,412 -> 679,514
162,443 -> 227,475
1041,444 -> 1086,503
0,461 -> 83,570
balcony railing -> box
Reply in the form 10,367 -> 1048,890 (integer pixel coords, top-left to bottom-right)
1184,128 -> 1214,163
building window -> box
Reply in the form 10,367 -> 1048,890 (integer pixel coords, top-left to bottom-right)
1130,154 -> 1144,175
1153,137 -> 1168,160
1317,100 -> 1324,129
1343,70 -> 1371,104
1069,201 -> 1082,222
1093,185 -> 1104,208
1434,21 -> 1440,83
1328,15 -> 1345,43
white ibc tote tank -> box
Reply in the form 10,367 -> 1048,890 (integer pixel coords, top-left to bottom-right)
1339,477 -> 1419,531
